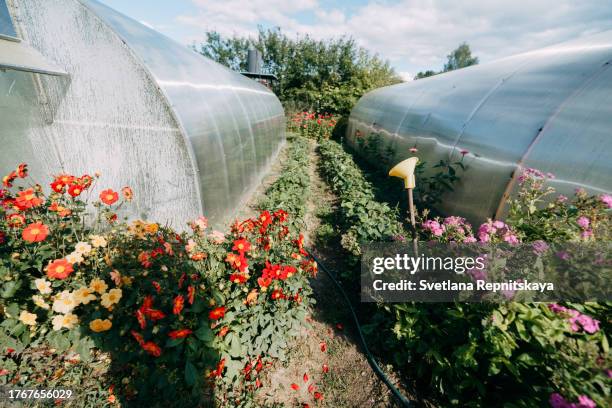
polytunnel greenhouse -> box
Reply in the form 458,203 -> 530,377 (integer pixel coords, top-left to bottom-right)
347,30 -> 612,224
0,0 -> 285,227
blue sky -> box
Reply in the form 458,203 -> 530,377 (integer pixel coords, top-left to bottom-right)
99,0 -> 612,80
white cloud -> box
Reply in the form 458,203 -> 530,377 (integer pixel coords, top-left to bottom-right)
178,0 -> 612,73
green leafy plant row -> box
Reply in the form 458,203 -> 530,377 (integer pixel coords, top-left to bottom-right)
318,139 -> 403,273
316,140 -> 611,407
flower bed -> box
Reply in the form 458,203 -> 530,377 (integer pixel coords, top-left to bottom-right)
316,140 -> 611,406
287,111 -> 337,140
0,163 -> 316,406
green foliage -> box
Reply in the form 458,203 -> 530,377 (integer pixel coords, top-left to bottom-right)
318,139 -> 403,271
195,27 -> 402,115
443,42 -> 479,72
257,135 -> 312,223
414,42 -> 479,80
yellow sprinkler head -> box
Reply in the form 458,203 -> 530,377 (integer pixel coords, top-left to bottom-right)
389,157 -> 419,189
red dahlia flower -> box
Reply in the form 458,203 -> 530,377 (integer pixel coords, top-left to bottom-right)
7,213 -> 26,228
232,238 -> 251,254
173,295 -> 184,315
187,285 -> 195,304
2,171 -> 17,188
230,273 -> 248,284
15,188 -> 43,209
141,341 -> 161,357
100,189 -> 119,205
67,184 -> 83,197
168,329 -> 192,339
16,163 -> 28,178
130,330 -> 145,346
209,306 -> 225,320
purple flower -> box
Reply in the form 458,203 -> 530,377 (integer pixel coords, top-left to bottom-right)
576,395 -> 596,408
467,267 -> 487,282
577,216 -> 590,229
532,240 -> 550,256
600,194 -> 612,209
581,229 -> 593,240
606,369 -> 612,378
548,303 -> 568,313
556,251 -> 571,261
549,393 -> 567,408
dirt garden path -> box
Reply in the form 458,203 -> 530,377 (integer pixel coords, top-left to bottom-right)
240,138 -> 405,407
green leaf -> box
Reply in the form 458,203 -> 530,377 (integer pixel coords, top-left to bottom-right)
184,361 -> 198,386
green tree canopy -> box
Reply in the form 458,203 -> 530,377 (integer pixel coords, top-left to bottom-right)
414,42 -> 479,80
443,42 -> 479,72
194,27 -> 402,115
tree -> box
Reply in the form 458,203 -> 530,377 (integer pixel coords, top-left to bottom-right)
414,70 -> 436,80
414,42 -> 479,80
443,42 -> 478,72
194,27 -> 402,116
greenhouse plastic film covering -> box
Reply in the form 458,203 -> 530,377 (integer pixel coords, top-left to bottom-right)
0,0 -> 284,227
347,30 -> 612,224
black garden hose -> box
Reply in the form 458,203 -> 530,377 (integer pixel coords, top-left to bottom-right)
305,249 -> 415,408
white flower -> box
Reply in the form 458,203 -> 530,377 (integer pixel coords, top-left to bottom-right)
52,313 -> 78,331
66,252 -> 84,264
74,242 -> 92,255
52,290 -> 76,314
32,295 -> 50,309
19,310 -> 37,326
90,235 -> 107,248
34,278 -> 52,294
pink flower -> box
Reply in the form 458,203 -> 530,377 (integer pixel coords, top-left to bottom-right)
576,314 -> 600,334
421,220 -> 445,237
580,229 -> 593,240
503,233 -> 520,245
463,236 -> 477,243
409,147 -> 418,153
576,216 -> 590,229
460,149 -> 469,155
209,230 -> 225,244
557,195 -> 568,203
600,194 -> 612,209
577,395 -> 596,408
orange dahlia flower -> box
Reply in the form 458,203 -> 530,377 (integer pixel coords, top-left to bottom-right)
46,259 -> 73,280
100,189 -> 119,205
22,222 -> 49,243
